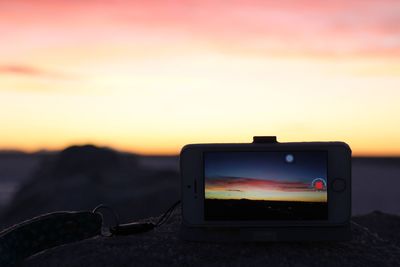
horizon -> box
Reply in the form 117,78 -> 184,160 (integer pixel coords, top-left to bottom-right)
2,144 -> 400,157
1,0 -> 400,156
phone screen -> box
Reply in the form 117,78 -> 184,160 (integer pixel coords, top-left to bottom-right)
204,151 -> 328,220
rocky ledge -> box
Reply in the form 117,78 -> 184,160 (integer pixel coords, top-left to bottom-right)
23,211 -> 400,267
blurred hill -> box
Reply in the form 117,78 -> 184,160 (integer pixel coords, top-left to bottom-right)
0,145 -> 179,229
0,151 -> 46,207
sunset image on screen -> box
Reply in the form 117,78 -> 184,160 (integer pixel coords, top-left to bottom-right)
204,152 -> 328,220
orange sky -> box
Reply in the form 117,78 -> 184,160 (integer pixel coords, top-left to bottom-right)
0,0 -> 400,155
205,176 -> 326,202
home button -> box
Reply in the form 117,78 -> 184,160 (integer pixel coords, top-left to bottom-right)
332,179 -> 346,192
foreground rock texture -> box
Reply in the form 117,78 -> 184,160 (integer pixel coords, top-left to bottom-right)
22,211 -> 400,267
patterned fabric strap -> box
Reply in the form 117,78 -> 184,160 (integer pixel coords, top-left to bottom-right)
0,211 -> 103,266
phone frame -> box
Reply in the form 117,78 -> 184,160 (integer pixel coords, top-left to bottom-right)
181,141 -> 351,227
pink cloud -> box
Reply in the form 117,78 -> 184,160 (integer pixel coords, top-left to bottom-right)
0,0 -> 399,56
0,64 -> 73,79
0,65 -> 47,76
206,176 -> 319,192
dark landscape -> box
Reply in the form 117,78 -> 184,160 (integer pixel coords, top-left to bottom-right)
0,145 -> 180,229
0,145 -> 400,266
205,199 -> 327,220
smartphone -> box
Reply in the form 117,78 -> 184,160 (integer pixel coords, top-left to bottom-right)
180,138 -> 351,228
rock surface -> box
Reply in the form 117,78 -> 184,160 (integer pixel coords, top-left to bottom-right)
22,211 -> 400,267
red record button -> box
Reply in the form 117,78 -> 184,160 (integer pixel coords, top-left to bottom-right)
311,178 -> 326,191
314,181 -> 324,190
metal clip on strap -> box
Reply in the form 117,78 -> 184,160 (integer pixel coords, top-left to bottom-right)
110,222 -> 155,236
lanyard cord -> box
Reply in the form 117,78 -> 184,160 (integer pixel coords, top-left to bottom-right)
93,200 -> 181,236
0,200 -> 181,265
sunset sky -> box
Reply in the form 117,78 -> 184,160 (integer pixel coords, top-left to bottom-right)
205,151 -> 327,202
1,0 -> 400,155
205,176 -> 327,202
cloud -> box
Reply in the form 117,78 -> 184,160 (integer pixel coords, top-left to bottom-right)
0,65 -> 46,76
206,176 -> 318,192
0,64 -> 71,79
1,0 -> 400,59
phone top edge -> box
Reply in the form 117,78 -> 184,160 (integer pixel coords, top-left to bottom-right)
180,141 -> 351,154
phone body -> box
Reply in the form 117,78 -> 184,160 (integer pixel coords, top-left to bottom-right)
180,139 -> 351,228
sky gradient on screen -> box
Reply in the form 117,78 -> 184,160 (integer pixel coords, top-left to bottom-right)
205,152 -> 327,202
0,0 -> 399,155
